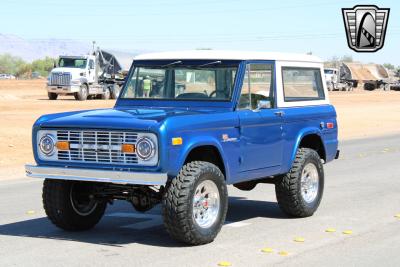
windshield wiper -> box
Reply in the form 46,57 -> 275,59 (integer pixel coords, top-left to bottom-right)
161,60 -> 182,67
198,60 -> 221,67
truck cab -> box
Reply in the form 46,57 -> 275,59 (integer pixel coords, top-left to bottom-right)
26,50 -> 339,245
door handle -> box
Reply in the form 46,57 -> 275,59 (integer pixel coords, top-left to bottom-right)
274,111 -> 285,117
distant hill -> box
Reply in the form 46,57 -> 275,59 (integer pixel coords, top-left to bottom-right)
0,34 -> 92,61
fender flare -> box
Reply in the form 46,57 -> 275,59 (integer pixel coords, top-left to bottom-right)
175,137 -> 231,181
289,127 -> 326,168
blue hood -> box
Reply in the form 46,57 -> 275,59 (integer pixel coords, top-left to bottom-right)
35,107 -> 221,131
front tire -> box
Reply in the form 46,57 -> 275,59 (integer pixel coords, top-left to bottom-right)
48,92 -> 58,100
162,161 -> 228,245
74,84 -> 88,101
43,179 -> 106,231
275,148 -> 324,217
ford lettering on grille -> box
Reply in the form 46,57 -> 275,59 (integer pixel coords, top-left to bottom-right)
57,130 -> 138,164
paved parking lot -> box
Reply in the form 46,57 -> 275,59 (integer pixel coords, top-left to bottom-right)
0,135 -> 400,266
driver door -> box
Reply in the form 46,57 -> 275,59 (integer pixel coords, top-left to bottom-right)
87,59 -> 96,83
237,62 -> 284,172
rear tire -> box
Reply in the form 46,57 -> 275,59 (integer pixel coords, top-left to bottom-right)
48,92 -> 58,100
275,148 -> 324,217
43,179 -> 106,231
162,161 -> 228,245
101,88 -> 110,100
74,84 -> 88,101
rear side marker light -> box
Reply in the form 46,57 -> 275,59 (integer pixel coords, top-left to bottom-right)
327,122 -> 334,129
121,144 -> 135,153
56,141 -> 70,151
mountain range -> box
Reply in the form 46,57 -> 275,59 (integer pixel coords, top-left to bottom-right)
0,34 -> 93,61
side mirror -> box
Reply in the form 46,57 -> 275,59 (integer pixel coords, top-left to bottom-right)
257,100 -> 271,110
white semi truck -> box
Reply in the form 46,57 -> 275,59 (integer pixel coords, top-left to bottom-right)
47,49 -> 133,100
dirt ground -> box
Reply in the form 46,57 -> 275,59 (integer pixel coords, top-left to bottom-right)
1,80 -> 399,180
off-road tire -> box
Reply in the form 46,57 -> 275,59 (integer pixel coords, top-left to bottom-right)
162,161 -> 228,245
110,84 -> 120,99
48,92 -> 58,100
43,179 -> 107,231
74,84 -> 88,101
275,148 -> 324,218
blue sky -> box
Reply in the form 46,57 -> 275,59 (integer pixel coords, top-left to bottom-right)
1,0 -> 399,64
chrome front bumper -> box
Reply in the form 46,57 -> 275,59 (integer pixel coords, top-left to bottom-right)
47,85 -> 80,93
25,164 -> 168,186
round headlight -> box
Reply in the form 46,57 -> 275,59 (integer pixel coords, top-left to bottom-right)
136,137 -> 155,160
39,134 -> 55,155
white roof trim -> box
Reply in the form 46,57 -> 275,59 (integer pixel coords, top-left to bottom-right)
134,50 -> 323,63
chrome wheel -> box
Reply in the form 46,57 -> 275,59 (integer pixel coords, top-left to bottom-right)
70,184 -> 98,216
192,180 -> 220,228
300,163 -> 319,204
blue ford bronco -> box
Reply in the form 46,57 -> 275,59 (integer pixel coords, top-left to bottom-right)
26,51 -> 339,245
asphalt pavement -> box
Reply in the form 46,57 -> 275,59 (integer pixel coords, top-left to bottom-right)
0,135 -> 399,267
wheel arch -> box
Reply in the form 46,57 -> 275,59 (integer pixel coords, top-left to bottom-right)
290,129 -> 326,168
180,142 -> 230,181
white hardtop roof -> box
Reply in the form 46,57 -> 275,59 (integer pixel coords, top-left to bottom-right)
134,50 -> 322,63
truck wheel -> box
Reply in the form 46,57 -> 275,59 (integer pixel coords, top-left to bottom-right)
110,85 -> 120,99
43,179 -> 107,231
48,92 -> 58,100
162,161 -> 228,245
74,84 -> 88,101
101,89 -> 110,100
275,148 -> 324,218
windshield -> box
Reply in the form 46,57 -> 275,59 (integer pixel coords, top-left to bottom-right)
59,58 -> 87,68
120,61 -> 239,101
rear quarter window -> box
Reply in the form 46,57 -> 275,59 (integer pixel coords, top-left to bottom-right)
282,67 -> 325,102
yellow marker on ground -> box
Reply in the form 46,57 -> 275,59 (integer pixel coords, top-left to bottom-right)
261,247 -> 274,253
394,214 -> 400,218
218,261 -> 232,266
294,237 -> 305,242
26,210 -> 35,215
278,251 -> 289,256
342,230 -> 353,235
325,228 -> 336,233
382,148 -> 390,152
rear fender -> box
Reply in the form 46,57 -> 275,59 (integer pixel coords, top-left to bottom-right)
289,127 -> 325,168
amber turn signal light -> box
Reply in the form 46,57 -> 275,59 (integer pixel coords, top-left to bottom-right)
121,144 -> 135,153
56,141 -> 70,151
172,137 -> 183,146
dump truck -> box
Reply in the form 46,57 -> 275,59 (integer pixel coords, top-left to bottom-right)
47,48 -> 134,100
342,63 -> 392,91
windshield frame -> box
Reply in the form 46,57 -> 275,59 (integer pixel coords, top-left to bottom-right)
117,60 -> 241,107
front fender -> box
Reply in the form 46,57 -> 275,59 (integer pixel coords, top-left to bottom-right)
167,135 -> 231,181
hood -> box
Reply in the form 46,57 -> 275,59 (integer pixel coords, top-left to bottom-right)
36,107 -> 218,131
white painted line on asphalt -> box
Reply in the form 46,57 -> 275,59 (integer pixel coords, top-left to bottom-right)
106,212 -> 251,230
224,221 -> 251,228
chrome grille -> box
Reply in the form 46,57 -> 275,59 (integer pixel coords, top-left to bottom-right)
57,130 -> 138,165
50,72 -> 71,86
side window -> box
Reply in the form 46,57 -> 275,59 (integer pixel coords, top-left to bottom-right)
282,67 -> 324,101
89,60 -> 95,70
238,63 -> 274,110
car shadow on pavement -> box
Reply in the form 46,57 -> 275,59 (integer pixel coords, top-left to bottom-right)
0,197 -> 287,248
